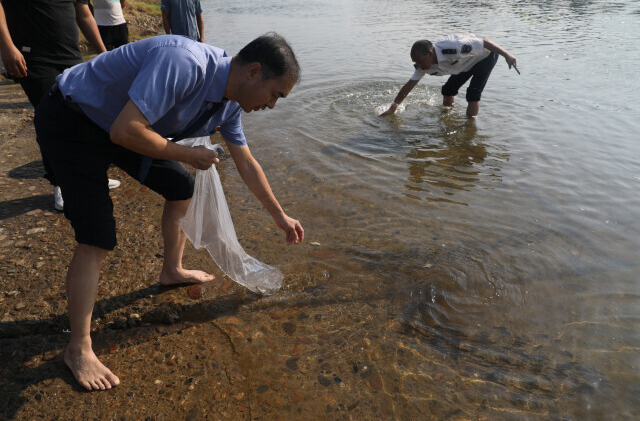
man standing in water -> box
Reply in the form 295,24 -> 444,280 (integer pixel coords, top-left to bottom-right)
34,33 -> 304,391
380,34 -> 517,118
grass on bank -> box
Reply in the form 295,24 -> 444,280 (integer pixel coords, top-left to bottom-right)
128,0 -> 161,18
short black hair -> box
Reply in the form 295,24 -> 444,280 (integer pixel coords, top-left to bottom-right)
237,32 -> 300,84
411,40 -> 433,57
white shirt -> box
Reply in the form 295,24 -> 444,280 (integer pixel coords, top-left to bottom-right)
93,0 -> 126,26
411,34 -> 490,80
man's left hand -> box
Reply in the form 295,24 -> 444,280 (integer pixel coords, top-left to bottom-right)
275,214 -> 304,245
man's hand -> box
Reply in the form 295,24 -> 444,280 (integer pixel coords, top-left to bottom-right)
274,213 -> 304,245
504,54 -> 517,69
379,102 -> 398,117
0,44 -> 27,78
188,145 -> 219,170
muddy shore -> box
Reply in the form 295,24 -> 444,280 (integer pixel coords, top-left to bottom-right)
0,80 -> 253,419
0,6 -> 277,420
0,3 -> 402,419
0,19 -> 390,421
0,82 -> 396,420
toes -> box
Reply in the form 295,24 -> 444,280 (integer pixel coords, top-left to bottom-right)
96,377 -> 109,390
106,373 -> 120,386
89,380 -> 103,390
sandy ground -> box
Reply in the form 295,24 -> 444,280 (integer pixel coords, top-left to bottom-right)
0,80 -> 393,421
0,81 -> 265,420
0,10 -> 395,418
0,6 -> 290,419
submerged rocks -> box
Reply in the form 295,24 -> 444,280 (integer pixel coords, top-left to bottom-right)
187,284 -> 203,299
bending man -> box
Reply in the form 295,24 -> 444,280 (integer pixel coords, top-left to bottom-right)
34,33 -> 304,391
380,34 -> 517,118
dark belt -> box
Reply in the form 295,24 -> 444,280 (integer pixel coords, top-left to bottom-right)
50,83 -> 85,115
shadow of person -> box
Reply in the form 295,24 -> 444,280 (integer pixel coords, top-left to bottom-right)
0,194 -> 54,220
7,160 -> 45,180
0,281 -> 378,419
0,283 -> 244,418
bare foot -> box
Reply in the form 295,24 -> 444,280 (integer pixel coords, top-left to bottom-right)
64,346 -> 120,391
159,267 -> 215,285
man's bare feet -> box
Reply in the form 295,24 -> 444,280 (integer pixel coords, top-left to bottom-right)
64,345 -> 120,391
159,267 -> 215,285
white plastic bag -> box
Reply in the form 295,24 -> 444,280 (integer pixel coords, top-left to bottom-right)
178,136 -> 283,295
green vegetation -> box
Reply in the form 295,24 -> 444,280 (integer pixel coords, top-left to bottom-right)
128,0 -> 161,16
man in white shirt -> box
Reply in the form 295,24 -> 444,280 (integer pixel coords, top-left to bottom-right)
92,0 -> 128,50
380,34 -> 517,118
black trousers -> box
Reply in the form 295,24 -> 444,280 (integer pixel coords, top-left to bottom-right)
34,87 -> 194,250
441,52 -> 499,102
98,23 -> 129,51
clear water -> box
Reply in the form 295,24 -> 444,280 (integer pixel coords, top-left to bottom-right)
199,0 -> 640,419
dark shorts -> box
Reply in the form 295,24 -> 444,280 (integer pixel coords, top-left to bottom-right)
34,87 -> 194,250
17,61 -> 80,185
441,52 -> 499,102
98,23 -> 129,51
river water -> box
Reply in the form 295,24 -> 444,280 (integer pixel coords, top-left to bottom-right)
198,0 -> 639,419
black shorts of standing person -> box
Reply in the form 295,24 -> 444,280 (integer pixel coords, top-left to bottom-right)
98,22 -> 128,50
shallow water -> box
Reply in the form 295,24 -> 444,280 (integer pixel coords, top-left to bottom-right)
198,0 -> 640,418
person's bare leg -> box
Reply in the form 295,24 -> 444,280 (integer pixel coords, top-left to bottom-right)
159,199 -> 215,285
443,95 -> 455,107
64,244 -> 120,391
466,101 -> 479,118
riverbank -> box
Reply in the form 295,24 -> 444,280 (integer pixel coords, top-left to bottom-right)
0,3 -> 263,419
0,80 -> 256,419
0,82 -> 391,419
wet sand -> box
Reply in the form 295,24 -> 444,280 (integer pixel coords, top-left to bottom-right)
0,81 -> 239,419
0,82 -> 398,421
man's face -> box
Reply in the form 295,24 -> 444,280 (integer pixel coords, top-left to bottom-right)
412,50 -> 435,70
237,64 -> 296,113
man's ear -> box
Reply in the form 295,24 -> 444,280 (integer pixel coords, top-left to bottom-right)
247,62 -> 262,79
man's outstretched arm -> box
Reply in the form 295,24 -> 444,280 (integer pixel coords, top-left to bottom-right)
225,141 -> 304,245
482,37 -> 517,69
379,78 -> 419,116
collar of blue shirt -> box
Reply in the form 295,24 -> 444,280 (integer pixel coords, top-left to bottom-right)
206,55 -> 232,103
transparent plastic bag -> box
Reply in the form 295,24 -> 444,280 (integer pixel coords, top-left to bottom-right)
178,136 -> 283,295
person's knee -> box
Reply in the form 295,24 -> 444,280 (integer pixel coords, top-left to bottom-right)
74,218 -> 118,251
164,198 -> 191,216
75,243 -> 111,260
161,172 -> 194,201
143,161 -> 195,201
